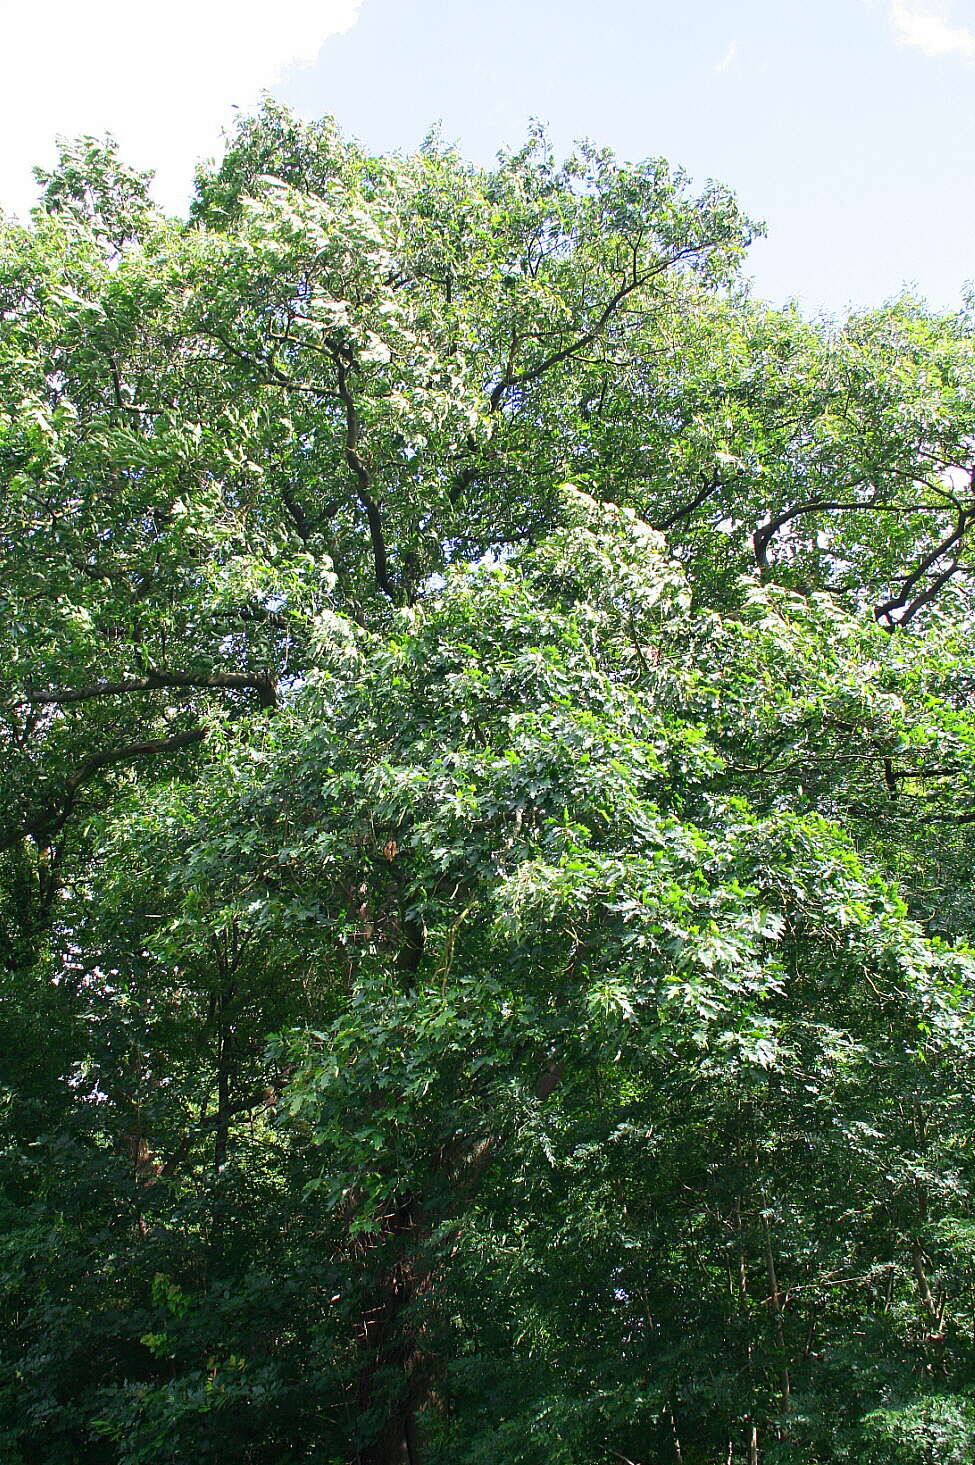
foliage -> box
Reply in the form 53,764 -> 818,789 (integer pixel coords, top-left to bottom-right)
2,106 -> 975,1465
858,1396 -> 975,1465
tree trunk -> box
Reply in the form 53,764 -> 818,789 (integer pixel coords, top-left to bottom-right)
760,1215 -> 791,1414
354,1193 -> 427,1465
352,1017 -> 563,1462
214,1014 -> 231,1173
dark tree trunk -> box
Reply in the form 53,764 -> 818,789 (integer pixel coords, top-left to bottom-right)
214,1017 -> 231,1173
354,1192 -> 427,1465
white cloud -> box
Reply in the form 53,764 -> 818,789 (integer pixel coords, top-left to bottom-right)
714,42 -> 739,74
887,1 -> 975,58
0,0 -> 364,219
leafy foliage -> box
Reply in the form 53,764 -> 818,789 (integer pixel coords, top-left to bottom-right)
3,106 -> 975,1464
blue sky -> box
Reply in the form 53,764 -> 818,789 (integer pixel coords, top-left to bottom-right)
4,1 -> 975,316
276,0 -> 975,316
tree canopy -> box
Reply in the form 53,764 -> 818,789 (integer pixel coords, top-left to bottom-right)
4,104 -> 975,1465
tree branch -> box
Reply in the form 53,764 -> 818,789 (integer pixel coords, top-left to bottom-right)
487,246 -> 702,410
159,1070 -> 294,1178
874,509 -> 970,626
654,475 -> 724,531
9,667 -> 277,710
331,348 -> 396,600
0,727 -> 207,853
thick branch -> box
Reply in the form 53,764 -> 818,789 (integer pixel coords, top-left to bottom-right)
332,349 -> 396,600
10,667 -> 277,710
753,495 -> 957,575
0,727 -> 207,853
654,475 -> 723,532
752,497 -> 886,571
896,557 -> 964,628
874,509 -> 970,626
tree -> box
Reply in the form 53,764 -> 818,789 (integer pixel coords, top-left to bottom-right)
3,106 -> 975,1465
